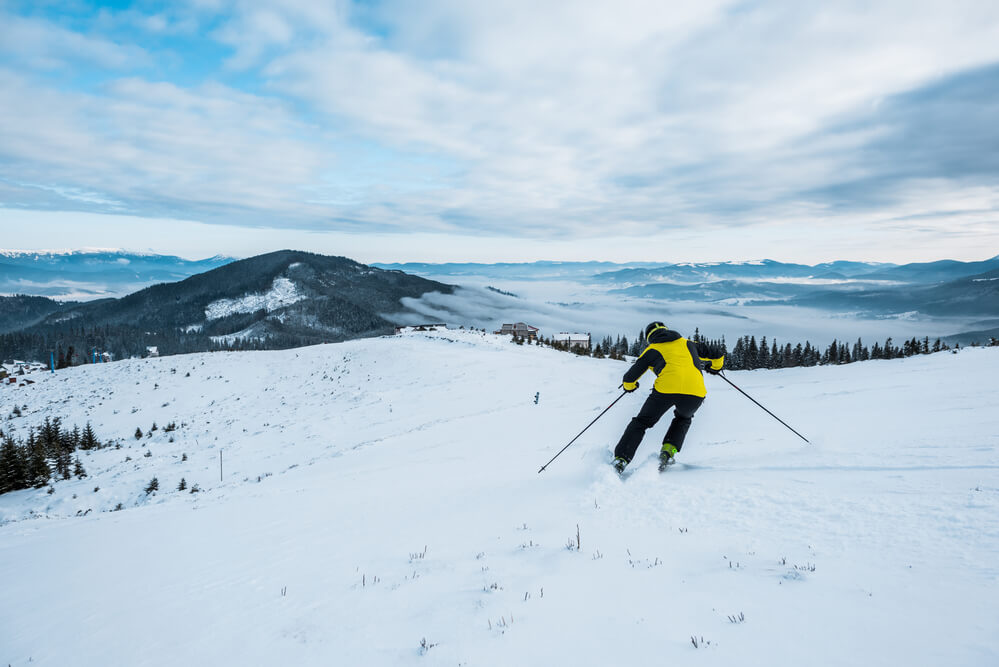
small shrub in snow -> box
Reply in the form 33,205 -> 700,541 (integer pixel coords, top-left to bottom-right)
144,477 -> 159,494
691,636 -> 711,649
93,486 -> 99,493
143,450 -> 152,458
418,638 -> 437,655
181,453 -> 187,461
113,503 -> 123,511
177,478 -> 187,491
728,612 -> 746,624
190,484 -> 200,493
134,427 -> 143,440
565,524 -> 581,551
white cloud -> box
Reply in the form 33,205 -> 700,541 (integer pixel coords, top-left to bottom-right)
2,1 -> 999,260
0,69 -> 331,223
0,11 -> 151,70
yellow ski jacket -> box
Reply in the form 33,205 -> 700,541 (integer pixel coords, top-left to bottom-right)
622,328 -> 724,398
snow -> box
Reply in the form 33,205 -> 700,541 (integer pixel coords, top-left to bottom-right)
0,247 -> 132,258
209,325 -> 267,345
1,331 -> 997,666
204,277 -> 305,320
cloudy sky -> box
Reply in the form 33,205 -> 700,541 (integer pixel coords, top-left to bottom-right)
1,0 -> 998,263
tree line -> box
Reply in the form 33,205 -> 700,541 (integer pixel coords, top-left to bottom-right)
517,328 -> 999,370
0,417 -> 109,495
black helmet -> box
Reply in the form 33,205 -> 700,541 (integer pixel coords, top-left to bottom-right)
644,321 -> 667,341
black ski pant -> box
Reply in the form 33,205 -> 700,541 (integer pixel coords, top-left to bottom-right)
614,392 -> 704,462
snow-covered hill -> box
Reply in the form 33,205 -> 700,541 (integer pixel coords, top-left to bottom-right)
1,330 -> 997,666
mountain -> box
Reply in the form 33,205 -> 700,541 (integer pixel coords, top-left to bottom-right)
858,256 -> 999,283
371,260 -> 665,281
0,250 -> 454,361
0,294 -> 71,334
593,259 -> 897,286
783,266 -> 999,316
0,249 -> 235,299
2,330 -> 997,665
600,258 -> 999,318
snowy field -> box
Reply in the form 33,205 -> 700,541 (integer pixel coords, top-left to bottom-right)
1,330 -> 997,666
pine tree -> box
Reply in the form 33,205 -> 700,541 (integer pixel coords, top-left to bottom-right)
747,336 -> 759,369
81,423 -> 98,450
0,436 -> 27,494
144,477 -> 159,495
731,337 -> 746,370
27,433 -> 50,488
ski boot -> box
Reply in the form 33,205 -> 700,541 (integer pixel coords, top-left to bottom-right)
612,457 -> 628,474
658,443 -> 678,471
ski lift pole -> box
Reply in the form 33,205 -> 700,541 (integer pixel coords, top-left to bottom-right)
715,371 -> 809,443
538,388 -> 627,473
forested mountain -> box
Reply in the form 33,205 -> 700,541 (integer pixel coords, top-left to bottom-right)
0,295 -> 71,334
0,250 -> 454,362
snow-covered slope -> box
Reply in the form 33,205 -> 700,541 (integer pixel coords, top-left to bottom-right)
1,331 -> 997,666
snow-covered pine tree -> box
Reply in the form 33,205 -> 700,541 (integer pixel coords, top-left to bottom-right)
0,435 -> 27,494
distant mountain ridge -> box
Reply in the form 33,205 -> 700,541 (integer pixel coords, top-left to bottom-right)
0,249 -> 235,299
608,259 -> 999,317
378,257 -> 999,288
0,250 -> 454,361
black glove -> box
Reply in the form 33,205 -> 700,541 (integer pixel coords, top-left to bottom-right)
705,367 -> 721,376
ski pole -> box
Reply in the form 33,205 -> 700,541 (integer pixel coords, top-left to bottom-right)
538,389 -> 628,473
715,371 -> 809,443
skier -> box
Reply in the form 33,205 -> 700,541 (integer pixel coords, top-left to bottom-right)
612,322 -> 724,473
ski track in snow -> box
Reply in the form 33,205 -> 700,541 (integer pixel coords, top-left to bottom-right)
1,330 -> 997,666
